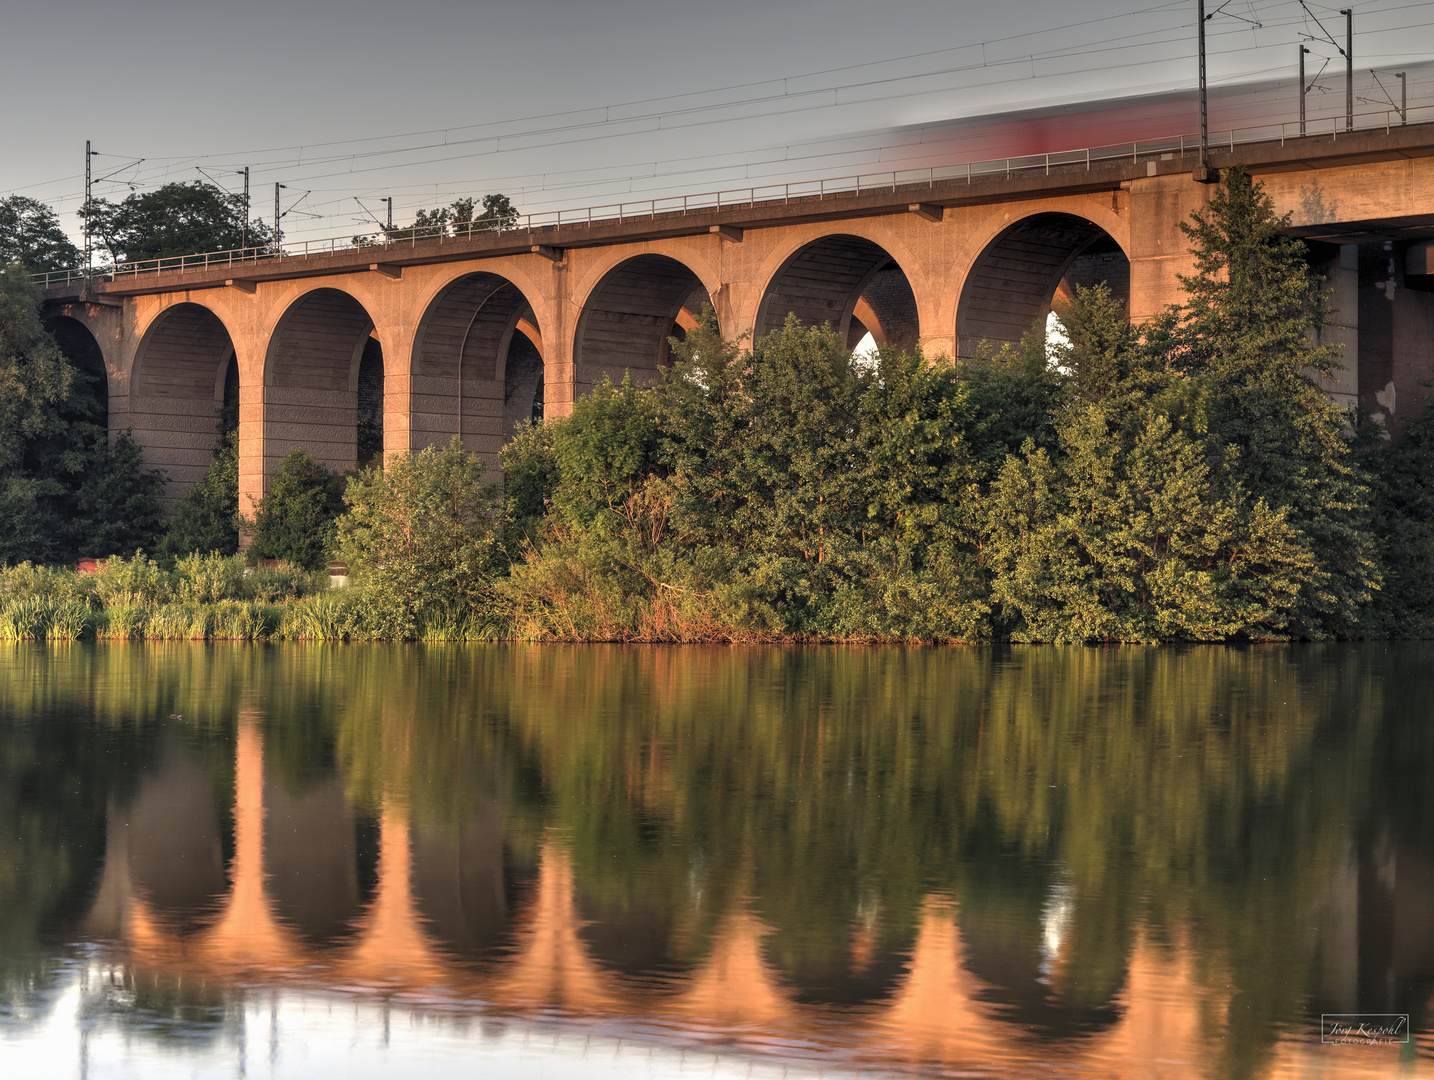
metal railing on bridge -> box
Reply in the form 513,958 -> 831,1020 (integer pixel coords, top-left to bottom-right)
31,101 -> 1433,291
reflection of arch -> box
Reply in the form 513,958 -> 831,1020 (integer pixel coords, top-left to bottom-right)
755,235 -> 919,352
574,254 -> 713,395
761,920 -> 914,1007
955,213 -> 1130,354
264,773 -> 365,946
412,272 -> 544,460
121,735 -> 229,935
410,809 -> 537,966
577,890 -> 694,981
263,288 -> 376,476
129,303 -> 236,500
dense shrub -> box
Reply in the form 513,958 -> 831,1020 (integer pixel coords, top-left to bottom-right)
243,450 -> 346,570
158,428 -> 240,563
335,437 -> 506,638
0,264 -> 165,564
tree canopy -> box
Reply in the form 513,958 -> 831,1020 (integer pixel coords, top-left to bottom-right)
0,196 -> 80,272
0,265 -> 164,563
85,181 -> 274,264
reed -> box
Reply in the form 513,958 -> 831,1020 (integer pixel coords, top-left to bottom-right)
96,605 -> 149,641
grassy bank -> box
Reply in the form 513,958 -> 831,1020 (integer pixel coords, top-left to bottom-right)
0,554 -> 501,643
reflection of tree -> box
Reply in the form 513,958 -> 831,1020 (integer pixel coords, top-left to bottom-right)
0,646 -> 168,1018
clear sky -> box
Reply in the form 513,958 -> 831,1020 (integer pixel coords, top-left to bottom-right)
3,0 -> 1431,246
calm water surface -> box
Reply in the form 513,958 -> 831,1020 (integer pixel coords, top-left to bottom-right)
1,643 -> 1431,1079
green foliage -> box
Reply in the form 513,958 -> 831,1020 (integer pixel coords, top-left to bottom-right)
86,181 -> 273,264
1168,164 -> 1376,635
985,283 -> 1317,641
336,437 -> 506,638
1362,395 -> 1434,636
0,266 -> 71,477
0,265 -> 165,564
91,552 -> 170,607
386,193 -> 520,241
0,195 -> 80,272
500,167 -> 1393,642
549,375 -> 660,534
158,428 -> 239,563
499,419 -> 558,536
243,451 -> 346,571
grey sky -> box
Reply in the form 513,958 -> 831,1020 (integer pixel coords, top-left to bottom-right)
4,0 -> 1431,246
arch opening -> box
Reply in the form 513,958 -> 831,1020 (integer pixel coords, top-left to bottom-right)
575,255 -> 713,396
413,272 -> 543,465
755,235 -> 920,354
45,315 -> 108,420
130,303 -> 238,503
264,288 -> 376,477
956,213 -> 1129,357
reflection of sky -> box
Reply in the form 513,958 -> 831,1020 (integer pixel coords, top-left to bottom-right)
5,973 -> 865,1080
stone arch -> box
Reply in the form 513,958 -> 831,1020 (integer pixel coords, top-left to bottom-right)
263,288 -> 376,477
955,212 -> 1130,355
129,302 -> 237,502
754,234 -> 920,353
44,314 -> 109,416
573,254 -> 714,396
412,271 -> 544,463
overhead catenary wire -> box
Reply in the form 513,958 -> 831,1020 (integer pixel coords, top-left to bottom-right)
8,0 -> 1433,244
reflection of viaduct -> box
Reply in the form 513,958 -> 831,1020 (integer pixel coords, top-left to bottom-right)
40,126 -> 1434,510
81,716 -> 1434,1077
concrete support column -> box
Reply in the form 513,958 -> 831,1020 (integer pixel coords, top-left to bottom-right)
1124,175 -> 1205,324
1320,245 -> 1360,413
237,381 -> 266,523
377,321 -> 415,464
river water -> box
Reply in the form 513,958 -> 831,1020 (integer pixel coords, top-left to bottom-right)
0,643 -> 1430,1079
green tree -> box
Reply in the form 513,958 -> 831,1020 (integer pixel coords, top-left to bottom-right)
86,182 -> 273,264
336,437 -> 506,636
0,196 -> 80,272
157,428 -> 240,563
550,375 -> 661,534
986,284 -> 1315,641
1166,164 -> 1376,635
386,193 -> 520,241
243,451 -> 345,570
0,265 -> 163,563
1363,394 -> 1434,636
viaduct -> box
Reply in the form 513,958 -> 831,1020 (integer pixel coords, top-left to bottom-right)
38,124 -> 1434,514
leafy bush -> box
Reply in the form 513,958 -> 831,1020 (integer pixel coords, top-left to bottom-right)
0,265 -> 165,565
159,428 -> 239,563
173,552 -> 248,603
244,451 -> 346,571
0,561 -> 95,605
92,553 -> 170,607
336,437 -> 506,638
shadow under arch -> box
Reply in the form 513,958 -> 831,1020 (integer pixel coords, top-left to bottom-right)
955,212 -> 1130,356
574,254 -> 713,396
129,303 -> 237,502
412,271 -> 544,462
263,288 -> 378,476
754,234 -> 920,352
45,314 -> 108,416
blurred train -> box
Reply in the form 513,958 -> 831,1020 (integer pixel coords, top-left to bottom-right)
870,58 -> 1434,168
